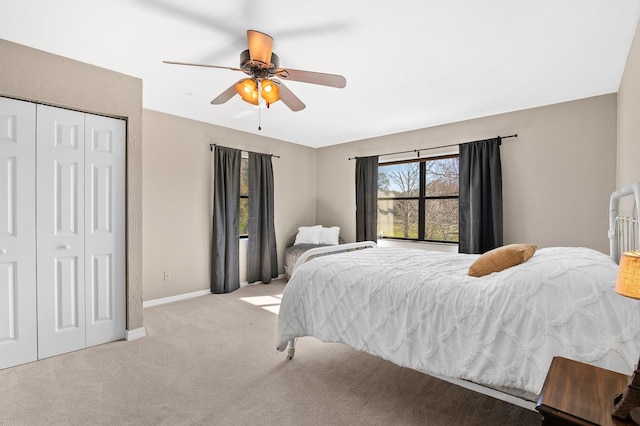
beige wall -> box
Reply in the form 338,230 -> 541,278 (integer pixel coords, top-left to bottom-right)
317,95 -> 617,254
0,38 -> 144,330
142,110 -> 316,301
618,19 -> 640,188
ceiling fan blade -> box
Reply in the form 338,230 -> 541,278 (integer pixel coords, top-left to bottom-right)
210,81 -> 242,105
273,80 -> 305,112
246,30 -> 273,65
163,60 -> 242,72
275,68 -> 346,88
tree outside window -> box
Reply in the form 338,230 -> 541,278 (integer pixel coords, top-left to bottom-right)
377,155 -> 459,243
240,156 -> 249,237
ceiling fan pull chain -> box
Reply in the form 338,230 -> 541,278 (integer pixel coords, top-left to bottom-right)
258,79 -> 262,130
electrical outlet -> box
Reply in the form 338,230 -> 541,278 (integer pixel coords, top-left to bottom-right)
163,271 -> 171,282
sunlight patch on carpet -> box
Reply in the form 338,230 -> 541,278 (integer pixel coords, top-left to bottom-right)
240,294 -> 282,314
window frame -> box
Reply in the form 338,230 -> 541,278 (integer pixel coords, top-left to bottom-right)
377,153 -> 459,244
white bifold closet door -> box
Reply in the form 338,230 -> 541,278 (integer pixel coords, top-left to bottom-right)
36,104 -> 126,359
83,112 -> 126,348
0,97 -> 125,369
36,106 -> 87,358
0,97 -> 38,369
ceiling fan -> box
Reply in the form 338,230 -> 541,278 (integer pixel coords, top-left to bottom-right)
164,30 -> 347,112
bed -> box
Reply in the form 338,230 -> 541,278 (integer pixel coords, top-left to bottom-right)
276,184 -> 640,409
283,228 -> 345,280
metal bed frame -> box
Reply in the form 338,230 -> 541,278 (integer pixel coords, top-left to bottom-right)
609,183 -> 640,263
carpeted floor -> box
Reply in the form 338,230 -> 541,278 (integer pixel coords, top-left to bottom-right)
0,280 -> 542,425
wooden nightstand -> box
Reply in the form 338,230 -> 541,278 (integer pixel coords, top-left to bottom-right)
536,356 -> 631,425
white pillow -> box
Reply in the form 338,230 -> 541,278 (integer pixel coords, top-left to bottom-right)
319,226 -> 340,245
294,225 -> 322,245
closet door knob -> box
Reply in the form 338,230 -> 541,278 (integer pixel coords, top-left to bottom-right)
0,248 -> 6,255
60,244 -> 71,250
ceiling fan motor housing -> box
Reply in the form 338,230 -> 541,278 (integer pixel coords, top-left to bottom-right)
240,49 -> 279,78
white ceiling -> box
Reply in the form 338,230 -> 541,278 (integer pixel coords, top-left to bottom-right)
1,0 -> 639,148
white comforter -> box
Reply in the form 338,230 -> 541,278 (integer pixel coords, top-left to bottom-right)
276,247 -> 640,396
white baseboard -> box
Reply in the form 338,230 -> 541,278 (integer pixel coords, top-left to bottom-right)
144,275 -> 287,308
125,327 -> 146,341
143,289 -> 211,308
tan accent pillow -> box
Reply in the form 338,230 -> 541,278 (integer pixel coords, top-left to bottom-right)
468,244 -> 537,277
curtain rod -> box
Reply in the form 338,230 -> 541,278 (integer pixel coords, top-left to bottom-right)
210,143 -> 280,158
347,134 -> 518,161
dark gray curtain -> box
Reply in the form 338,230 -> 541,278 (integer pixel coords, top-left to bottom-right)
211,146 -> 241,293
355,156 -> 379,242
247,153 -> 278,284
458,137 -> 503,254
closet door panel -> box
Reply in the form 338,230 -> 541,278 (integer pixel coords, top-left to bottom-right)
37,105 -> 86,359
0,97 -> 37,370
84,114 -> 125,346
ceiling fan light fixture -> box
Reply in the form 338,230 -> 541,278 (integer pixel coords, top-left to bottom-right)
261,79 -> 280,105
235,78 -> 258,105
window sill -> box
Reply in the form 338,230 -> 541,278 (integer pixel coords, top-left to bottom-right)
377,238 -> 459,253
378,237 -> 458,246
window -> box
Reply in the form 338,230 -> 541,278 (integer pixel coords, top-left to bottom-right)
377,154 -> 459,243
240,155 -> 248,237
